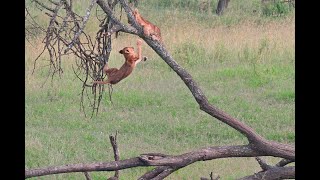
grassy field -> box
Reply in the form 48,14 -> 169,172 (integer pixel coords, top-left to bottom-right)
25,0 -> 295,179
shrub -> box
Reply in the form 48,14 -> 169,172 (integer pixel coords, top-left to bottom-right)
174,42 -> 209,66
261,0 -> 294,17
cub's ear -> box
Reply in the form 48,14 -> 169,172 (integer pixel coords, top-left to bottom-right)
119,50 -> 123,54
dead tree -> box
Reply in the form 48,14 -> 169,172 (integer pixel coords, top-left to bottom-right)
25,0 -> 294,179
216,0 -> 230,15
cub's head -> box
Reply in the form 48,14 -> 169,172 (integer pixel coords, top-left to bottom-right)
119,47 -> 136,61
119,47 -> 134,55
132,9 -> 139,17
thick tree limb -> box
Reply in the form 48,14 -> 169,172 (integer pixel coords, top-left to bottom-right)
96,0 -> 138,35
139,31 -> 294,160
25,144 -> 294,179
25,157 -> 144,178
25,145 -> 265,178
137,36 -> 265,144
118,0 -> 141,30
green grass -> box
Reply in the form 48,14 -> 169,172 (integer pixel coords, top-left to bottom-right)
25,0 -> 294,179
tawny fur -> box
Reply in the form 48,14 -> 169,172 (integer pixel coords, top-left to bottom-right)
93,39 -> 143,85
129,9 -> 162,42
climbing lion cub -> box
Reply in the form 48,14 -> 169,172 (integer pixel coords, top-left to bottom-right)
129,9 -> 162,43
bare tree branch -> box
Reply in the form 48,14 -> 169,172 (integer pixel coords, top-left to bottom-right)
255,157 -> 272,171
276,158 -> 294,167
109,131 -> 120,179
25,145 -> 266,178
31,0 -> 63,75
33,0 -> 55,12
25,157 -> 143,178
201,172 -> 220,180
150,167 -> 177,180
64,0 -> 97,53
237,166 -> 295,180
83,172 -> 92,180
25,7 -> 46,33
96,0 -> 139,35
48,0 -> 60,6
236,156 -> 295,180
138,166 -> 168,180
118,0 -> 140,30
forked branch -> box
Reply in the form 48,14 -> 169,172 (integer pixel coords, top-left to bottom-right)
236,157 -> 295,180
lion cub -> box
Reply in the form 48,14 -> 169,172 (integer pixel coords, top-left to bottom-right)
93,39 -> 143,85
129,9 -> 162,42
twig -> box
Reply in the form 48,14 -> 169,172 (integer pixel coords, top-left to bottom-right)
200,172 -> 220,180
33,0 -> 55,12
118,0 -> 143,33
255,157 -> 272,171
64,0 -> 97,54
109,131 -> 120,179
108,84 -> 114,104
276,158 -> 294,167
25,7 -> 46,33
48,0 -> 60,6
83,172 -> 92,180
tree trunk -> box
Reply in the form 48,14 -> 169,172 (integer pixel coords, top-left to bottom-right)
216,0 -> 230,15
